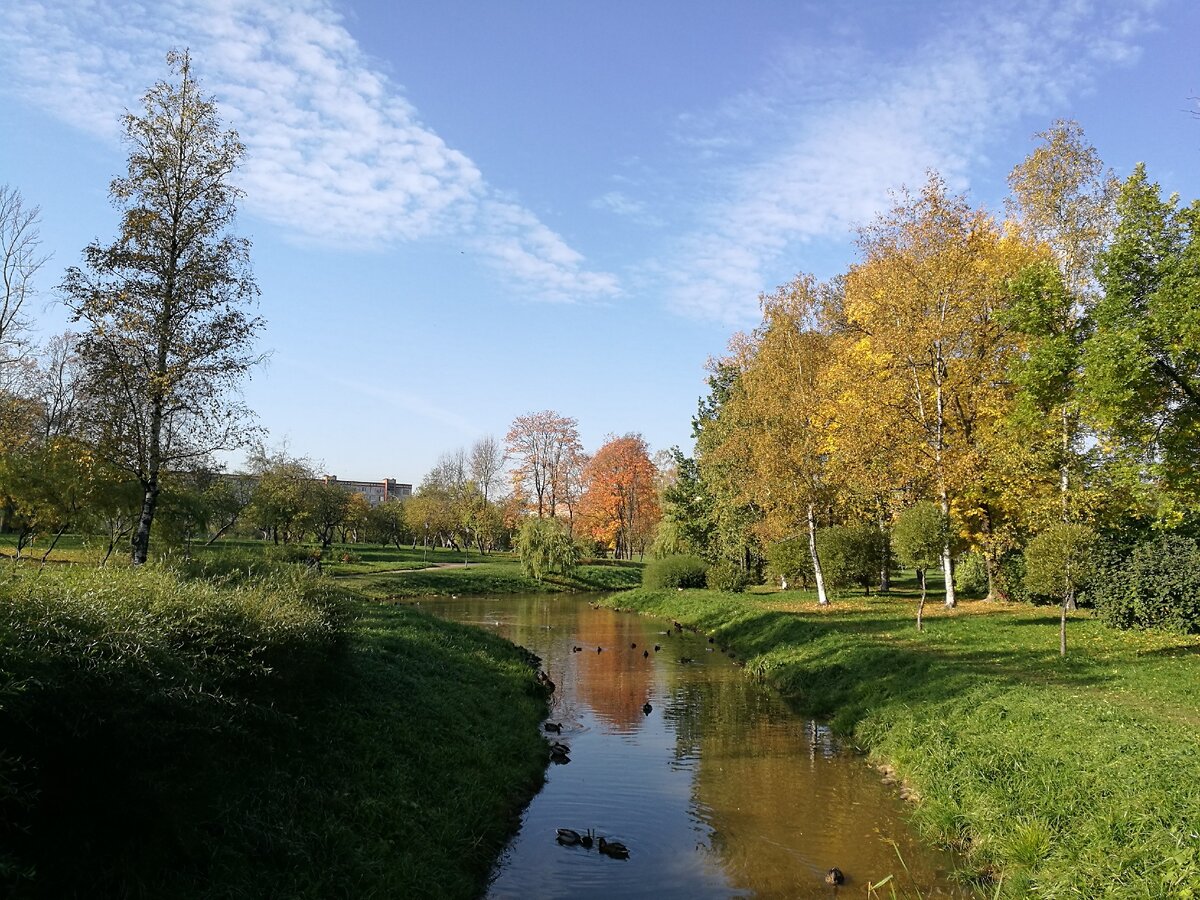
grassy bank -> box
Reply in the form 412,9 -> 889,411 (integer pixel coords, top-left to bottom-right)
1,565 -> 549,898
345,556 -> 644,599
599,584 -> 1200,897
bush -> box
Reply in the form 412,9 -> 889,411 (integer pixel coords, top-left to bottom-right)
816,524 -> 884,595
705,559 -> 749,593
514,518 -> 581,581
1094,533 -> 1200,633
954,552 -> 988,595
765,537 -> 813,589
994,550 -> 1031,604
1024,523 -> 1098,607
642,554 -> 708,589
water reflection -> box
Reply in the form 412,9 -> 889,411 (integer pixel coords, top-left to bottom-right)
418,594 -> 967,899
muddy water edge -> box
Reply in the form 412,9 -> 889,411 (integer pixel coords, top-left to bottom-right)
411,592 -> 970,899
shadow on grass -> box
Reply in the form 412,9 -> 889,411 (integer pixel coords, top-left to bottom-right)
612,596 -> 1119,733
7,600 -> 549,900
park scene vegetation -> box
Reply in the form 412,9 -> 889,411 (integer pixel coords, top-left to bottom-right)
1,49 -> 1199,898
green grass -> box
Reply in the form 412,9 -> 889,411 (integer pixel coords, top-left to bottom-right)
598,583 -> 1200,898
0,564 -> 550,898
346,556 -> 645,598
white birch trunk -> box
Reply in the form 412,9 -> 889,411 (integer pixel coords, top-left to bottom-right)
808,502 -> 829,606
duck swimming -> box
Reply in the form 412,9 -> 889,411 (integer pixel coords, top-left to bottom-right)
598,837 -> 630,859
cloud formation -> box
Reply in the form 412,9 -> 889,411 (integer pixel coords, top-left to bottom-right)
661,0 -> 1159,324
0,0 -> 618,302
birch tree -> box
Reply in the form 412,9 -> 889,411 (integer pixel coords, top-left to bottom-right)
845,175 -> 1030,607
60,50 -> 262,564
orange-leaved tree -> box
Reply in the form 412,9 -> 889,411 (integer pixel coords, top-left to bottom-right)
579,434 -> 660,559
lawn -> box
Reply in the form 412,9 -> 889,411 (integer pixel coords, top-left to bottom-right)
599,580 -> 1200,898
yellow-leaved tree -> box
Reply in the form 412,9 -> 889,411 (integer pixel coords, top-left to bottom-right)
843,173 -> 1034,606
709,275 -> 838,604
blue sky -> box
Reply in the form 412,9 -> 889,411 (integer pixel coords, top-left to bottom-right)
2,0 -> 1197,483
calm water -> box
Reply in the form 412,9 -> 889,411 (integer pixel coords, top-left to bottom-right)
419,593 -> 968,899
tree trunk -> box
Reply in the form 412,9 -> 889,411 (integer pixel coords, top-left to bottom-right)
1060,586 -> 1071,657
934,354 -> 955,609
878,512 -> 891,594
808,502 -> 829,606
39,523 -> 70,569
939,492 -> 956,608
917,568 -> 927,632
988,553 -> 999,601
131,480 -> 159,565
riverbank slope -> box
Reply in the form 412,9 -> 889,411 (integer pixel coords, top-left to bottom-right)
599,585 -> 1200,897
1,566 -> 549,898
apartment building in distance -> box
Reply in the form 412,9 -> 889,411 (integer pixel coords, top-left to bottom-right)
322,475 -> 412,506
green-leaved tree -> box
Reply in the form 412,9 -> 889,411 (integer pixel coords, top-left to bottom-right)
894,501 -> 949,632
61,50 -> 263,564
1024,523 -> 1098,656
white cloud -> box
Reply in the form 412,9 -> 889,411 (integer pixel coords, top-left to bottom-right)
592,191 -> 663,228
0,0 -> 618,303
661,0 -> 1160,324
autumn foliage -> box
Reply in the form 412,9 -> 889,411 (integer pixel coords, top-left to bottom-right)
578,434 -> 660,559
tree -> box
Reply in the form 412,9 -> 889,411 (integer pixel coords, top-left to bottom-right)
579,434 -> 660,559
60,50 -> 263,564
0,185 -> 47,389
469,435 -> 506,504
367,498 -> 410,549
307,481 -> 351,550
845,174 -> 1035,607
1005,122 -> 1116,523
1024,523 -> 1098,656
515,516 -> 580,581
340,492 -> 371,543
657,448 -> 715,558
1082,164 -> 1200,514
505,410 -> 583,519
893,501 -> 949,632
1006,120 -> 1117,297
247,447 -> 315,544
710,276 -> 837,603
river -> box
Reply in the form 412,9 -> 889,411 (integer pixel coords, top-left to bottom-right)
418,593 -> 969,899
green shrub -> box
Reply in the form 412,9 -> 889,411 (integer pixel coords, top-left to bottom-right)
642,554 -> 708,589
1024,524 -> 1098,606
816,524 -> 884,594
514,518 -> 580,581
765,537 -> 813,589
1094,533 -> 1200,633
954,552 -> 988,595
264,542 -> 324,564
705,559 -> 749,593
994,550 -> 1031,603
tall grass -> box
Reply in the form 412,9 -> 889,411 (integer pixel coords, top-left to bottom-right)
0,563 -> 549,897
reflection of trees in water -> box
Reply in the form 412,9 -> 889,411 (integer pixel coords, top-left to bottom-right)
566,611 -> 655,732
672,661 -> 961,898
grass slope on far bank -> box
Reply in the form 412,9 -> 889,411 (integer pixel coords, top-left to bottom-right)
346,556 -> 645,599
600,583 -> 1200,898
1,565 -> 549,898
